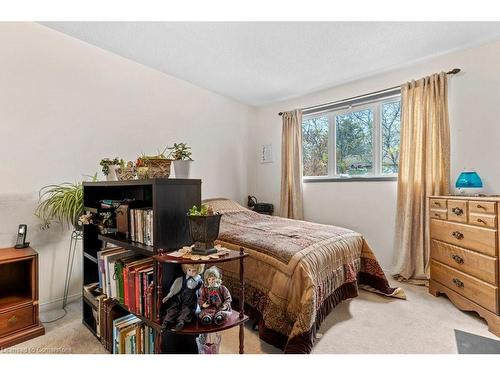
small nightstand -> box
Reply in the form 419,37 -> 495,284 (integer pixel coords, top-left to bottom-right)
0,247 -> 45,348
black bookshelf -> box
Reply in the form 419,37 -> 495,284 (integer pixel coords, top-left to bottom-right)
81,178 -> 201,353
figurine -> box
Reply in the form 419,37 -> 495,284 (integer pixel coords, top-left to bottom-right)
161,263 -> 204,331
198,266 -> 232,325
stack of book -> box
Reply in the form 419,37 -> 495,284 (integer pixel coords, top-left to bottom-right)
130,208 -> 154,246
100,199 -> 123,209
112,314 -> 155,354
97,247 -> 155,319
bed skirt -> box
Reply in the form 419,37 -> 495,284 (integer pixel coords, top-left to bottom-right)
233,281 -> 359,354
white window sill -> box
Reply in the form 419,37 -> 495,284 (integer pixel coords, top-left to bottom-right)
303,175 -> 398,183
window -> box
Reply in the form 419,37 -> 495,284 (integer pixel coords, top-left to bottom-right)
302,94 -> 401,180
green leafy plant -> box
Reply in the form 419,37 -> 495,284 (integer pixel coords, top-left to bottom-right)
35,174 -> 98,230
187,204 -> 214,216
99,157 -> 122,175
168,143 -> 193,161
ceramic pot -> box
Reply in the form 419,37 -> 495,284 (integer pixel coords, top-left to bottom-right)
136,166 -> 149,179
188,214 -> 222,255
116,166 -> 137,180
106,165 -> 119,181
173,160 -> 192,179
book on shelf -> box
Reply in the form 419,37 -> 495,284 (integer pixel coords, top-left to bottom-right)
100,199 -> 123,209
129,208 -> 154,246
112,313 -> 155,354
96,247 -> 155,319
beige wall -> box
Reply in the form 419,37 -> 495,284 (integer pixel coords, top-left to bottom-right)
249,40 -> 500,270
0,23 -> 255,308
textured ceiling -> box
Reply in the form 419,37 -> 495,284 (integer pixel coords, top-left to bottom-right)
41,22 -> 500,106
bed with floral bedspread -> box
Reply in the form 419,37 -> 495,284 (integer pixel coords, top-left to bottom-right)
203,198 -> 405,354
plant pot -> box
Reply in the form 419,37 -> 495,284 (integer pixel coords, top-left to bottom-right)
106,165 -> 119,181
144,158 -> 171,178
173,160 -> 192,179
136,166 -> 149,179
188,214 -> 222,255
116,166 -> 137,180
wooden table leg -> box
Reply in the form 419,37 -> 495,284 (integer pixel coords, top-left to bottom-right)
239,323 -> 244,354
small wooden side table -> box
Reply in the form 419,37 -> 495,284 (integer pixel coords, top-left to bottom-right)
0,247 -> 45,349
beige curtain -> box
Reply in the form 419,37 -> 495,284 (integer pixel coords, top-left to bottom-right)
279,109 -> 304,219
392,72 -> 450,282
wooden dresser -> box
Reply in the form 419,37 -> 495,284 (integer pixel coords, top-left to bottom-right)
429,195 -> 500,336
0,247 -> 45,349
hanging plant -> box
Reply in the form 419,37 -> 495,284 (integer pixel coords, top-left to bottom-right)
35,174 -> 97,230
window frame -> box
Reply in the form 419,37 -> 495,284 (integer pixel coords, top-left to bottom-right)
302,93 -> 401,183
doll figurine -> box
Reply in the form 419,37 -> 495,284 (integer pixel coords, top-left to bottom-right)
161,263 -> 204,331
198,266 -> 232,325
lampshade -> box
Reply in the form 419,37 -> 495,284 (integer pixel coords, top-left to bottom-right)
455,171 -> 483,194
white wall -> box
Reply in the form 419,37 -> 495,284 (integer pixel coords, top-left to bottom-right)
0,23 -> 254,308
249,40 -> 500,270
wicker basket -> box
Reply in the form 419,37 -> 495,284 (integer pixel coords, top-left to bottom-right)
143,158 -> 171,178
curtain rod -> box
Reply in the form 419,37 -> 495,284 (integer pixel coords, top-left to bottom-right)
278,68 -> 461,116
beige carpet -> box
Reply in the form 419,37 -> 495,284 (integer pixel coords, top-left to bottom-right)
3,281 -> 498,354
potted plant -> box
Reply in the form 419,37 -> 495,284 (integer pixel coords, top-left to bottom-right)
135,157 -> 149,179
168,143 -> 193,178
187,204 -> 222,255
139,147 -> 172,178
116,160 -> 137,180
36,182 -> 85,231
99,157 -> 122,181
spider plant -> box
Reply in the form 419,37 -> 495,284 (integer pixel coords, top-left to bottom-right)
35,174 -> 97,230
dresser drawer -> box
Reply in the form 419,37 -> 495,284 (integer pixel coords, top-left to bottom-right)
469,212 -> 497,229
431,260 -> 498,313
430,198 -> 447,210
430,209 -> 447,220
447,200 -> 468,223
0,305 -> 34,337
431,240 -> 497,285
430,219 -> 497,257
469,201 -> 496,215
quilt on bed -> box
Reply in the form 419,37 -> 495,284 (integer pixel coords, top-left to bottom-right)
205,199 -> 405,353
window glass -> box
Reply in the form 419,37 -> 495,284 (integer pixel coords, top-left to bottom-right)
381,101 -> 401,174
302,116 -> 329,176
335,109 -> 373,175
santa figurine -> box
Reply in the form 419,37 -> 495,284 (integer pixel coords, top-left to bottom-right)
198,266 -> 232,325
161,263 -> 204,332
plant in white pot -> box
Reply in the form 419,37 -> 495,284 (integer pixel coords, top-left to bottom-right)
168,143 -> 193,178
99,157 -> 122,181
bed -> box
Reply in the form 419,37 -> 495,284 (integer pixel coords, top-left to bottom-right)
203,198 -> 405,354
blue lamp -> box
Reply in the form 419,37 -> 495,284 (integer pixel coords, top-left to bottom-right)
455,170 -> 483,195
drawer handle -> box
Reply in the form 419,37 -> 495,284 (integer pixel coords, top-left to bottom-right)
434,212 -> 441,218
452,231 -> 464,240
452,278 -> 464,288
433,201 -> 441,206
451,254 -> 464,264
477,218 -> 487,225
7,315 -> 18,324
477,204 -> 486,210
452,207 -> 463,216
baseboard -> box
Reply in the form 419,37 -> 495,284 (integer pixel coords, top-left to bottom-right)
39,292 -> 82,312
